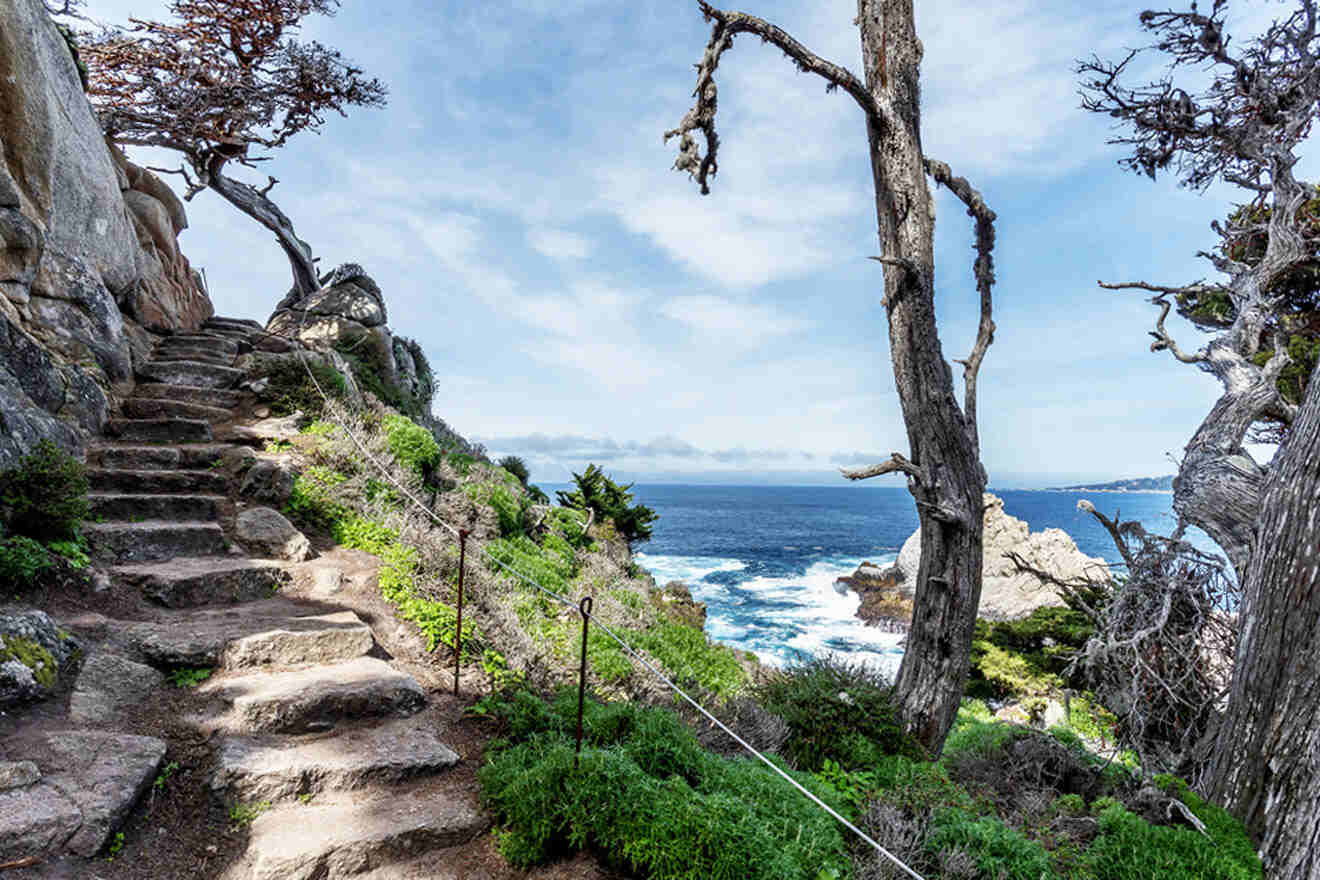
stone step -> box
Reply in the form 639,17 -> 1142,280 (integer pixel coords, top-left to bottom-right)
89,492 -> 224,521
200,657 -> 425,734
89,467 -> 228,494
113,556 -> 289,608
211,713 -> 460,802
159,333 -> 239,354
104,417 -> 213,444
148,348 -> 236,368
124,599 -> 372,669
137,360 -> 243,389
222,779 -> 486,880
205,316 -> 265,332
122,397 -> 233,423
132,383 -> 244,410
91,443 -> 233,471
202,326 -> 258,340
86,520 -> 227,564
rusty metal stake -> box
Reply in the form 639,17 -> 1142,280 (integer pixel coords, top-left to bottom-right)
574,596 -> 593,769
454,529 -> 469,697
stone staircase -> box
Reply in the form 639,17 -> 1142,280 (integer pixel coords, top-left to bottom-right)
3,317 -> 486,877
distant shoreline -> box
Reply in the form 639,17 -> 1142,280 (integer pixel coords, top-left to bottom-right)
1031,488 -> 1174,495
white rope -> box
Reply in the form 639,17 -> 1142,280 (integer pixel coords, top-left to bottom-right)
275,296 -> 925,880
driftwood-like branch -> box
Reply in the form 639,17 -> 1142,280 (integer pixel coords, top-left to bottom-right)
665,0 -> 880,195
1099,283 -> 1210,364
840,453 -> 924,483
926,158 -> 997,445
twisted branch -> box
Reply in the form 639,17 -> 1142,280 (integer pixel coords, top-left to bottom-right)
665,0 -> 881,195
840,453 -> 924,484
926,158 -> 997,444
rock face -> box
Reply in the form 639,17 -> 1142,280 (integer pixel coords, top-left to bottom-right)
882,494 -> 1110,620
0,0 -> 212,467
1,610 -> 80,708
263,263 -> 432,417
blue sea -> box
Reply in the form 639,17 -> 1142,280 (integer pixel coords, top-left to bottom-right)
548,484 -> 1215,680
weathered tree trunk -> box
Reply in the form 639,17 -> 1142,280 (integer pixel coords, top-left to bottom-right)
857,0 -> 987,752
207,164 -> 319,297
1204,355 -> 1320,878
667,0 -> 996,755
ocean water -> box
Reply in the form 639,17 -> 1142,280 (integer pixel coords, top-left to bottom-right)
545,484 -> 1208,679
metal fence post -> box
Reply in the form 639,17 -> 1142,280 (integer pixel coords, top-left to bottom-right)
454,529 -> 469,697
574,596 -> 593,769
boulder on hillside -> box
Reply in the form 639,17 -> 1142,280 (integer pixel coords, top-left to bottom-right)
862,494 -> 1111,621
0,610 -> 80,708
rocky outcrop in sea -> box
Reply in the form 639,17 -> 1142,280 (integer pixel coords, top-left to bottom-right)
843,493 -> 1111,628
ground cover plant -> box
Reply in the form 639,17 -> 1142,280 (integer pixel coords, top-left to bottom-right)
476,686 -> 852,880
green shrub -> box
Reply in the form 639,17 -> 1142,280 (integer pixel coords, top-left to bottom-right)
556,463 -> 658,547
259,359 -> 346,419
332,514 -> 397,556
498,455 -> 531,486
0,536 -> 53,588
753,656 -> 923,771
966,606 -> 1091,700
1082,801 -> 1262,879
926,809 -> 1057,880
284,466 -> 349,531
625,621 -> 746,698
45,538 -> 89,570
0,440 -> 89,542
477,688 -> 851,880
383,414 -> 440,476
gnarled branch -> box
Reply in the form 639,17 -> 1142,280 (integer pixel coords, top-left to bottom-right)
840,453 -> 924,483
665,0 -> 881,195
926,158 -> 997,445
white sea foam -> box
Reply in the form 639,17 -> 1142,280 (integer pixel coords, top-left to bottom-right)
633,553 -> 746,586
638,552 -> 903,680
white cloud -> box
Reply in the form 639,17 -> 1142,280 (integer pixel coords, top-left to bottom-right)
659,295 -> 808,344
528,228 -> 594,261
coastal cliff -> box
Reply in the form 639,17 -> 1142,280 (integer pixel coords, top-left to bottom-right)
0,0 -> 211,467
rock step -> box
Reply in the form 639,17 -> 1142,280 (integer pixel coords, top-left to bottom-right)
131,382 -> 244,410
104,417 -> 213,444
91,443 -> 234,471
125,599 -> 372,669
88,492 -> 224,522
147,348 -> 236,368
85,520 -> 227,564
223,779 -> 487,880
158,333 -> 239,354
122,397 -> 233,423
113,556 -> 289,608
205,316 -> 265,331
200,656 -> 425,734
137,360 -> 243,389
89,467 -> 229,494
212,712 -> 460,802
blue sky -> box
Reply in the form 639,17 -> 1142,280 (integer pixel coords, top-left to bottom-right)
78,0 -> 1292,487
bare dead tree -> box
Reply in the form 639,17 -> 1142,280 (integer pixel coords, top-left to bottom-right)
79,0 -> 386,297
1082,3 -> 1320,871
668,0 -> 997,754
1079,0 -> 1320,581
1049,502 -> 1239,781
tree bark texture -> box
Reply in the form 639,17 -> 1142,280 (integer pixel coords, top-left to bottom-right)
1205,355 -> 1320,878
857,0 -> 987,752
207,164 -> 319,297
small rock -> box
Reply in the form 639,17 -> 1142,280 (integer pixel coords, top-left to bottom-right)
0,761 -> 40,791
235,507 -> 311,562
240,459 -> 296,505
253,405 -> 271,418
306,566 -> 344,598
90,569 -> 112,593
231,412 -> 303,443
1,610 -> 80,708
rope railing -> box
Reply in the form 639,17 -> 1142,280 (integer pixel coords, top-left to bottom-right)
280,302 -> 927,880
